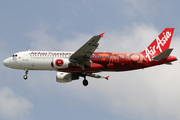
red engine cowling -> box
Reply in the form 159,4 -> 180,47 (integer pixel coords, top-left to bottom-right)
52,58 -> 70,69
56,72 -> 79,83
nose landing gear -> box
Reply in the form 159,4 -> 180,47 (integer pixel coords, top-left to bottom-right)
23,69 -> 28,80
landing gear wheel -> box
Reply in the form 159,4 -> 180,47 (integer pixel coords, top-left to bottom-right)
83,79 -> 88,86
81,70 -> 86,77
23,75 -> 28,80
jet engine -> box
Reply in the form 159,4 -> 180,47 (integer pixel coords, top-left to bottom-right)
52,58 -> 70,69
56,72 -> 79,83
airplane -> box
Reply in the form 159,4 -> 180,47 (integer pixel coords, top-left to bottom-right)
3,28 -> 177,86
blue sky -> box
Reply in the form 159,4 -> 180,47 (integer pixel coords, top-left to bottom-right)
1,0 -> 180,120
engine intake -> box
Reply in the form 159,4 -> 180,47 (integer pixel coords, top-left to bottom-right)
56,72 -> 79,83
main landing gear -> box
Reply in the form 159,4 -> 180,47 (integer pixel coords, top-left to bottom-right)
81,70 -> 88,86
83,79 -> 88,86
23,69 -> 28,80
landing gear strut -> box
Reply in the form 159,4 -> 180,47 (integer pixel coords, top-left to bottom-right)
81,70 -> 88,86
81,70 -> 86,77
23,69 -> 28,80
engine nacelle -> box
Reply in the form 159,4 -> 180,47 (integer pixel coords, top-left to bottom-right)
56,72 -> 79,83
52,58 -> 70,69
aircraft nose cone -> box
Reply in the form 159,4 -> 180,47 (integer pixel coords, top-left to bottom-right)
3,59 -> 8,66
3,57 -> 16,68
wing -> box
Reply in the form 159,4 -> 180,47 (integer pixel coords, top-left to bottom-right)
86,73 -> 109,80
69,33 -> 104,69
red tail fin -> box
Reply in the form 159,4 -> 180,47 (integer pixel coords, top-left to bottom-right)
141,28 -> 174,61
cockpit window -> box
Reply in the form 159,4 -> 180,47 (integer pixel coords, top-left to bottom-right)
12,54 -> 17,57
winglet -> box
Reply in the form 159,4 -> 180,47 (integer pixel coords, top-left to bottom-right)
106,76 -> 110,80
99,33 -> 105,37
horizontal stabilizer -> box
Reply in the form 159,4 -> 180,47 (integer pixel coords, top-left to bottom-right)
152,48 -> 173,61
165,62 -> 173,65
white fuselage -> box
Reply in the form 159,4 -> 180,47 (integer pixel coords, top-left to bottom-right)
3,51 -> 74,70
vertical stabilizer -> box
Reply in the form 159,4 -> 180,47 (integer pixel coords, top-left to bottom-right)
141,28 -> 174,61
